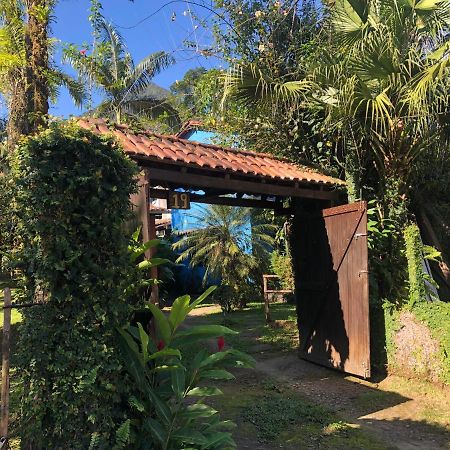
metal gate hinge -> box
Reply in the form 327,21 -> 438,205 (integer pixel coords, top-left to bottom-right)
355,233 -> 368,239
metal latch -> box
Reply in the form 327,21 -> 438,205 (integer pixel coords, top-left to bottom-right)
355,233 -> 368,239
358,270 -> 369,277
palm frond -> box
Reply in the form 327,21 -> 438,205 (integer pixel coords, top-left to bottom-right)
223,64 -> 313,108
121,98 -> 181,129
48,69 -> 87,107
126,51 -> 175,96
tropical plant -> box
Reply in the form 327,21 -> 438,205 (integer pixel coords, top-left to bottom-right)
224,0 -> 450,299
173,205 -> 275,312
117,285 -> 255,449
64,14 -> 180,127
226,0 -> 450,214
0,0 -> 86,150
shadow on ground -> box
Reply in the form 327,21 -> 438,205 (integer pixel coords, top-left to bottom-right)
188,305 -> 450,450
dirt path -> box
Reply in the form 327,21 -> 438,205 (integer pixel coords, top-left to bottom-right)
187,307 -> 450,450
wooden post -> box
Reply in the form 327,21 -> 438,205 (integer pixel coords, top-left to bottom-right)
263,275 -> 271,324
130,169 -> 159,305
1,287 -> 12,441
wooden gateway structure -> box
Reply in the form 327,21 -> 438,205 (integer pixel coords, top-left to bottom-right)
78,118 -> 371,378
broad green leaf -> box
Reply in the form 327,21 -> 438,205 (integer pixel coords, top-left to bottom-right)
172,428 -> 208,446
147,389 -> 172,424
131,226 -> 141,242
179,403 -> 218,419
129,238 -> 160,261
172,325 -> 237,347
187,386 -> 223,396
187,285 -> 217,312
168,294 -> 191,331
146,303 -> 171,344
153,364 -> 183,372
171,367 -> 185,397
143,417 -> 167,444
137,258 -> 169,270
148,347 -> 181,361
199,349 -> 256,369
116,329 -> 148,393
137,323 -> 149,362
200,369 -> 235,380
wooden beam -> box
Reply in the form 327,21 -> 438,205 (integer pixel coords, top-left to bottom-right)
191,194 -> 283,210
148,188 -> 286,210
130,170 -> 159,305
146,167 -> 338,201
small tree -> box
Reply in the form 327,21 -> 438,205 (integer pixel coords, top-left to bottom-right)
11,121 -> 138,448
64,14 -> 179,128
173,205 -> 275,312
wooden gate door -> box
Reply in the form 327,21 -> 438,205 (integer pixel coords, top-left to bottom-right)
294,202 -> 370,378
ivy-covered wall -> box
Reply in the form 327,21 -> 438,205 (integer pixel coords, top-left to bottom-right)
380,223 -> 450,385
384,301 -> 450,385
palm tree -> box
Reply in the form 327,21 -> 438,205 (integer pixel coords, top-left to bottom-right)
223,0 -> 450,296
225,0 -> 450,209
64,16 -> 180,128
172,205 -> 275,311
0,0 -> 86,150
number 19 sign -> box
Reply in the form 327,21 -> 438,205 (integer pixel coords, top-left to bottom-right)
168,191 -> 191,209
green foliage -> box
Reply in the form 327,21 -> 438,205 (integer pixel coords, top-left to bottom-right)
173,205 -> 275,312
367,201 -> 406,301
411,300 -> 450,385
10,121 -> 138,448
270,250 -> 293,290
169,67 -> 207,120
403,222 -> 441,306
63,14 -> 179,128
404,223 -> 428,306
117,285 -> 256,449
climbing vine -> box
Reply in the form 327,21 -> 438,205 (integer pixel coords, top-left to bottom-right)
11,121 -> 138,448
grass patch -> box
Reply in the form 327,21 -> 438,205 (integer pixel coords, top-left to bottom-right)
193,302 -> 298,353
242,394 -> 331,440
213,375 -> 391,450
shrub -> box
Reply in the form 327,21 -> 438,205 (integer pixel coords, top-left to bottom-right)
11,121 -> 138,448
270,250 -> 294,291
117,286 -> 255,449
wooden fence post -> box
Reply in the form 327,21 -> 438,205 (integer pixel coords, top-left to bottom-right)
1,287 -> 12,441
263,275 -> 271,324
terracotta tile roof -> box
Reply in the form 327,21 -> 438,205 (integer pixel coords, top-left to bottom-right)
77,118 -> 344,186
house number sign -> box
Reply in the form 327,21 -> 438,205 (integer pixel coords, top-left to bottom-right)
168,191 -> 191,209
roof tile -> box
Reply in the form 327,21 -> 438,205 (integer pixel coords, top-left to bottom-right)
76,118 -> 344,187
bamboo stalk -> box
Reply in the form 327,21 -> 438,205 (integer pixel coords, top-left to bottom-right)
1,287 -> 11,441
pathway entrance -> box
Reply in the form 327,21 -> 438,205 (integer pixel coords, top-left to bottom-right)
78,117 -> 371,378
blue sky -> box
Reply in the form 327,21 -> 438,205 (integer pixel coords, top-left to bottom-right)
51,0 -> 221,118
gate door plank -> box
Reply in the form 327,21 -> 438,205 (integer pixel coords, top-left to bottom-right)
294,201 -> 370,378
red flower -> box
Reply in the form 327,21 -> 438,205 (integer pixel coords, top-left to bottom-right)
217,336 -> 225,352
157,339 -> 165,351
79,49 -> 87,56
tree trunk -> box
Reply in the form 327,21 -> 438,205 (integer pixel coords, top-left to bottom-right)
6,69 -> 33,152
26,0 -> 50,130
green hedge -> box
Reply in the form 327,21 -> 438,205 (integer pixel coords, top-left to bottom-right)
11,122 -> 138,448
